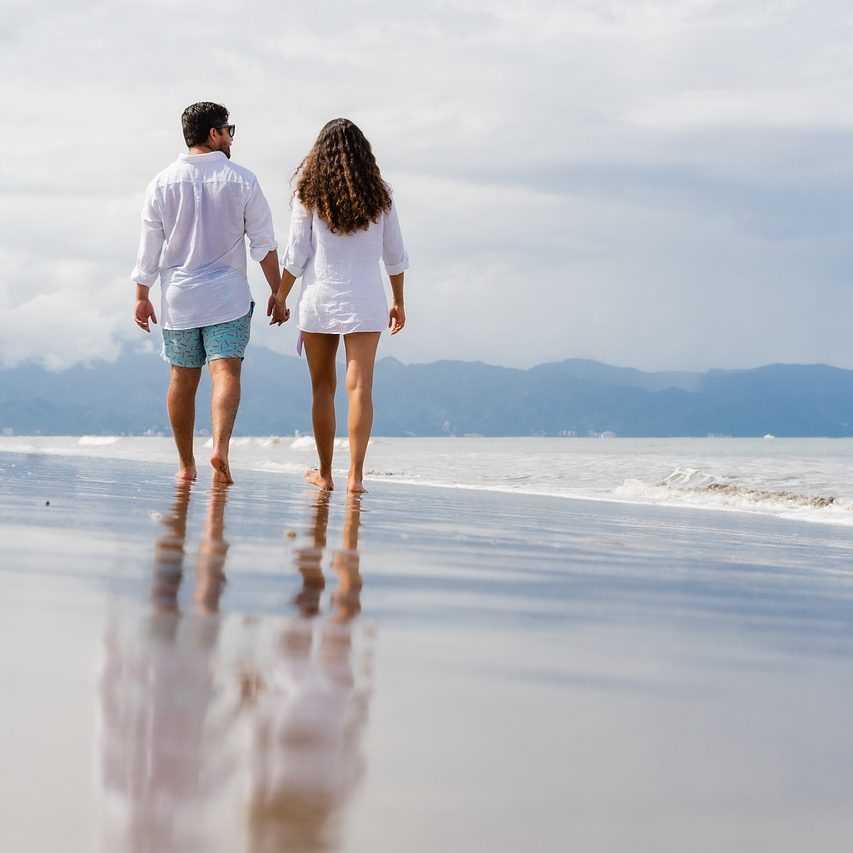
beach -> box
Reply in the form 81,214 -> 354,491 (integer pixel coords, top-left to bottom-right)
2,444 -> 853,852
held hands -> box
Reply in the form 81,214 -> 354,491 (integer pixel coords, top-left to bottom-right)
269,293 -> 291,326
388,302 -> 406,335
134,298 -> 157,333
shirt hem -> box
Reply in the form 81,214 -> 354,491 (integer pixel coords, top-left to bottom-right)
163,305 -> 253,331
298,325 -> 385,334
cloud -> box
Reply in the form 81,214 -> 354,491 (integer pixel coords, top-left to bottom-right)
2,0 -> 853,372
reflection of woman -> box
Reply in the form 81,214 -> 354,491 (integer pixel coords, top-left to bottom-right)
245,493 -> 371,852
271,118 -> 409,493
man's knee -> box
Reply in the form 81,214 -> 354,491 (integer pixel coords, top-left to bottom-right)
170,366 -> 202,391
209,358 -> 243,392
208,356 -> 242,377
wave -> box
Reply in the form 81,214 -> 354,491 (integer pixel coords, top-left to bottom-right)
203,436 -> 286,449
613,467 -> 853,523
702,482 -> 839,509
78,436 -> 121,446
652,466 -> 841,509
290,436 -> 372,451
364,465 -> 853,526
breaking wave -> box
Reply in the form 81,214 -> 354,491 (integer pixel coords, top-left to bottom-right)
77,436 -> 121,446
614,466 -> 853,523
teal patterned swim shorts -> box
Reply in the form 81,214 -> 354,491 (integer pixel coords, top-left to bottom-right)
162,304 -> 254,368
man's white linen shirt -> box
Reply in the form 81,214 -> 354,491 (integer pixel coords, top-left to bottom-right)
131,151 -> 277,330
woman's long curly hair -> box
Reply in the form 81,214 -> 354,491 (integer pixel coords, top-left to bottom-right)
294,118 -> 392,235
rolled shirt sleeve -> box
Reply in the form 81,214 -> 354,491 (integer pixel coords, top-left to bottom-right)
244,182 -> 278,262
382,198 -> 409,275
130,186 -> 166,286
282,196 -> 314,277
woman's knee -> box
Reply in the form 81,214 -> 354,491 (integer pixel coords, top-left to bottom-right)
310,373 -> 337,397
346,374 -> 373,399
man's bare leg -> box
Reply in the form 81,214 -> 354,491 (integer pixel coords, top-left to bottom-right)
343,332 -> 381,493
302,332 -> 340,490
167,365 -> 202,481
208,357 -> 242,485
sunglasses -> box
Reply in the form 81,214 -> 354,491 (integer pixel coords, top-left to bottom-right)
216,124 -> 236,138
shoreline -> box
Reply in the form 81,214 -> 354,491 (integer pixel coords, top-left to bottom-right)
2,434 -> 853,528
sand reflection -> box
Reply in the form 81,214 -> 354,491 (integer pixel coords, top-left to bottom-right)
243,491 -> 372,853
98,482 -> 230,852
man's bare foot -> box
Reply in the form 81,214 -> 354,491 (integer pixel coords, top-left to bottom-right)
347,474 -> 368,494
176,462 -> 197,481
211,453 -> 234,485
305,468 -> 334,490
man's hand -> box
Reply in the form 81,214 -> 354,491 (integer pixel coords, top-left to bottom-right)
267,292 -> 278,320
389,302 -> 406,335
270,296 -> 291,326
135,298 -> 158,333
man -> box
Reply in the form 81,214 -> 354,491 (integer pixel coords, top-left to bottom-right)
131,102 -> 287,484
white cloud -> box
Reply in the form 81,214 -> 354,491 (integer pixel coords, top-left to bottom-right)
2,0 -> 853,372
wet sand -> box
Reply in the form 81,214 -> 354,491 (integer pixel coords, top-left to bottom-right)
1,451 -> 853,852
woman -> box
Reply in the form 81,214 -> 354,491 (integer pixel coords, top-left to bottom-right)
271,118 -> 409,492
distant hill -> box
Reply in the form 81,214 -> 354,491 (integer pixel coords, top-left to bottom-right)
2,348 -> 853,437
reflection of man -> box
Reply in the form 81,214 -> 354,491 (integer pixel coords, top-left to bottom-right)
131,101 -> 284,485
98,483 -> 231,851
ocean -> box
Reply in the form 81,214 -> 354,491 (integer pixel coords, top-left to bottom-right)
3,435 -> 853,526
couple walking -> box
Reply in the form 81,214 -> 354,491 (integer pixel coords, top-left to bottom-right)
132,102 -> 408,492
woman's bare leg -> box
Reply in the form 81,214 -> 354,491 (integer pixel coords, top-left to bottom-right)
303,332 -> 340,489
343,332 -> 381,493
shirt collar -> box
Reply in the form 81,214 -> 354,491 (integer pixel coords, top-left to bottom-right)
178,151 -> 228,163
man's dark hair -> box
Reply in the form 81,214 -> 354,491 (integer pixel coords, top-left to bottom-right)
181,102 -> 229,147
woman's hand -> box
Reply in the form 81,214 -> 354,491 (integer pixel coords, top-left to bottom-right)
388,302 -> 406,335
270,296 -> 291,326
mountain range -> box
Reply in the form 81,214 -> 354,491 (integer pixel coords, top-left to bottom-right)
2,347 -> 853,437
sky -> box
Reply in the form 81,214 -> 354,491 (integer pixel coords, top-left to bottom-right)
2,0 -> 853,372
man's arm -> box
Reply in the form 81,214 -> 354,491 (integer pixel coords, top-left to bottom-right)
244,182 -> 278,316
131,186 -> 164,332
134,283 -> 158,333
259,250 -> 283,319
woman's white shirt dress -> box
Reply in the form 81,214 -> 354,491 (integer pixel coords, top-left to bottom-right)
282,194 -> 409,335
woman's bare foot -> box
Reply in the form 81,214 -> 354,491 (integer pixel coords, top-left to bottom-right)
347,473 -> 368,494
305,468 -> 334,490
211,453 -> 234,485
176,462 -> 197,482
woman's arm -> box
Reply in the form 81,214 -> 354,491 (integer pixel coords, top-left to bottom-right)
388,272 -> 405,334
270,195 -> 312,326
383,198 -> 409,335
271,269 -> 297,325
